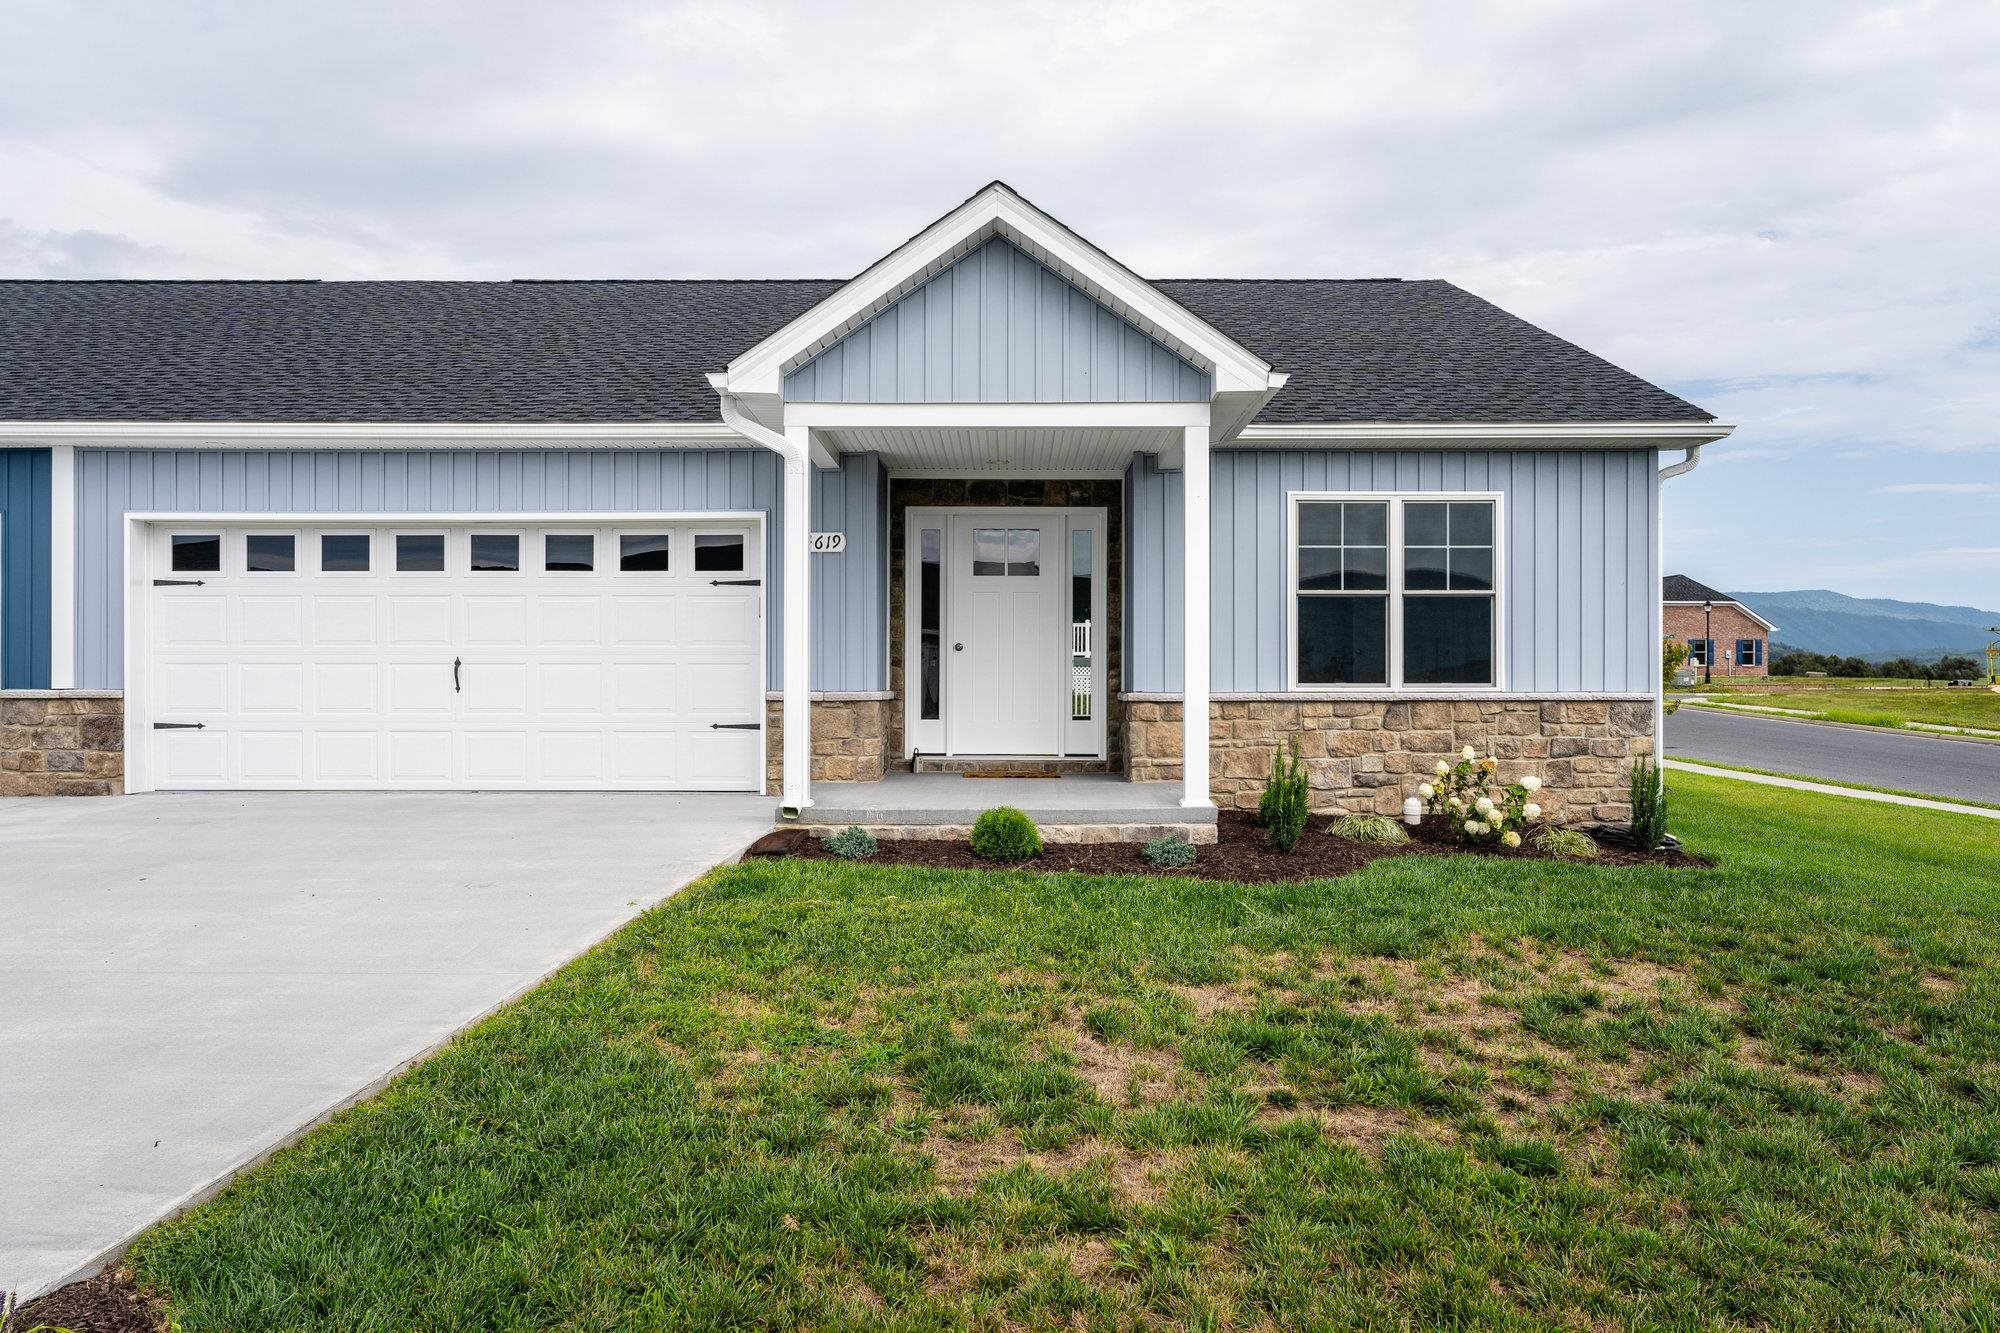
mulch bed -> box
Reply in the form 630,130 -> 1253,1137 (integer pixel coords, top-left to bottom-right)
792,810 -> 1705,883
14,1269 -> 165,1333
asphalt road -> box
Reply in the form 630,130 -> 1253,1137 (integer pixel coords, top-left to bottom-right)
1665,706 -> 2000,804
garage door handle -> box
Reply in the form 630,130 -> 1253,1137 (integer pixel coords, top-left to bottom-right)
153,721 -> 205,730
153,578 -> 205,587
710,722 -> 760,730
453,657 -> 462,693
710,578 -> 761,586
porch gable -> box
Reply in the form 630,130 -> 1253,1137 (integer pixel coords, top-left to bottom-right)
782,238 -> 1210,406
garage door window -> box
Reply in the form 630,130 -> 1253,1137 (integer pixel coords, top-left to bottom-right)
694,534 -> 744,572
470,534 -> 520,572
396,534 -> 445,572
171,534 -> 221,572
245,535 -> 295,572
544,533 -> 595,572
620,534 -> 671,571
321,534 -> 371,572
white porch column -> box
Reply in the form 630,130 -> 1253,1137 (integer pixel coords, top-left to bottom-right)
1180,421 -> 1211,808
781,424 -> 813,813
49,443 -> 75,688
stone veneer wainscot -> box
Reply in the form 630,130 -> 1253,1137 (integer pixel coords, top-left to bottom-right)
0,691 -> 125,795
1125,696 -> 1655,822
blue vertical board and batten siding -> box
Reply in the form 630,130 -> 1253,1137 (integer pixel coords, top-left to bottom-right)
809,451 -> 889,692
70,448 -> 890,694
1126,449 -> 1659,695
783,238 -> 1211,404
0,449 -> 53,688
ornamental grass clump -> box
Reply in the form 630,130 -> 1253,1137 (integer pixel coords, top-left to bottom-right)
1262,738 -> 1311,853
1628,755 -> 1668,852
822,826 -> 877,860
1329,813 -> 1409,845
1416,745 -> 1544,849
969,807 -> 1042,861
1533,826 -> 1600,860
1142,835 -> 1197,868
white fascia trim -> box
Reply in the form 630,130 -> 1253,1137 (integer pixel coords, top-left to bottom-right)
717,183 -> 1276,399
1665,601 -> 1780,633
0,421 -> 744,449
1236,422 -> 1736,448
784,402 -> 1210,429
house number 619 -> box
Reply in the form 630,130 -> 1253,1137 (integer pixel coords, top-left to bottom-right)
809,532 -> 846,553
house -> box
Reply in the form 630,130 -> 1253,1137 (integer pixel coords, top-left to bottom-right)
1663,575 -> 1776,679
0,183 -> 1731,830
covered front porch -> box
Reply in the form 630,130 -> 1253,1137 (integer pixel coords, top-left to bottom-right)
790,770 -> 1218,843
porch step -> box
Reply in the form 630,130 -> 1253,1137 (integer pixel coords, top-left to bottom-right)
785,772 -> 1216,843
910,754 -> 1113,776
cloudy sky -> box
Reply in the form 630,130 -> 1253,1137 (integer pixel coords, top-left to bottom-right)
3,0 -> 1996,608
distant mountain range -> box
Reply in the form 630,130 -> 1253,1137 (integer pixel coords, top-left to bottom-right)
1733,589 -> 2000,661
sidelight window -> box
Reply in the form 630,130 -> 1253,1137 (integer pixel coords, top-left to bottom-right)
1291,495 -> 1500,689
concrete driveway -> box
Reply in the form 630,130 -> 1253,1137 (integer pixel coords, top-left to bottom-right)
0,791 -> 771,1301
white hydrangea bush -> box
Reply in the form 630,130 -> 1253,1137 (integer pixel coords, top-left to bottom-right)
1416,746 -> 1547,847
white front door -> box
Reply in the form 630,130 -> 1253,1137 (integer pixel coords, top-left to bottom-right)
946,516 -> 1062,754
141,520 -> 763,791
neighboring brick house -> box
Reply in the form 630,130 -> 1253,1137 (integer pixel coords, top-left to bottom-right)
1664,575 -> 1776,679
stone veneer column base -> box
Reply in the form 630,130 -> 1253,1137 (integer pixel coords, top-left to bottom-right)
1126,697 -> 1655,823
0,691 -> 125,795
765,695 -> 893,788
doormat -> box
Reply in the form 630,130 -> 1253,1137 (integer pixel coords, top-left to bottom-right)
963,770 -> 1062,779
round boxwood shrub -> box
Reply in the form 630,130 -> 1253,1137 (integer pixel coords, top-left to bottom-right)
969,806 -> 1042,860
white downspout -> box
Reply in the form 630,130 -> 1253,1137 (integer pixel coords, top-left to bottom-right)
718,395 -> 812,815
1654,444 -> 1702,788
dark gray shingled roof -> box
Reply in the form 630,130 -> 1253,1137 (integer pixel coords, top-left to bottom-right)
0,276 -> 1711,425
1663,574 -> 1737,603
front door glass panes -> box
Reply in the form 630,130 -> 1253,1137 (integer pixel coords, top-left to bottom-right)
1295,501 -> 1389,684
971,528 -> 1040,576
919,528 -> 941,721
321,534 -> 370,572
470,534 -> 520,572
396,534 -> 445,572
620,534 -> 671,571
694,534 -> 745,572
245,535 -> 295,572
1070,528 -> 1093,720
544,534 -> 594,571
171,534 -> 220,572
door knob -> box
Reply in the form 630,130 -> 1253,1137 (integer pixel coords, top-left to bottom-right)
953,642 -> 964,651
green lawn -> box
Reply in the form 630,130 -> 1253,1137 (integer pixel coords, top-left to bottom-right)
127,773 -> 2000,1329
1696,681 -> 2000,732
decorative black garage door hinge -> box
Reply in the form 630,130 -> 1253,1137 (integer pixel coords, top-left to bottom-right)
152,578 -> 205,586
709,578 -> 761,586
152,721 -> 206,730
709,722 -> 760,730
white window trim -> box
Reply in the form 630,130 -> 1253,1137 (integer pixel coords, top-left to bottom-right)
1285,491 -> 1507,693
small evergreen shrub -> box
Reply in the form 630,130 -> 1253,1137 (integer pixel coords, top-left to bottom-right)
1142,835 -> 1197,868
969,807 -> 1042,860
823,826 -> 877,860
1262,738 -> 1310,853
1628,755 -> 1667,852
1532,826 -> 1600,860
1329,813 -> 1409,845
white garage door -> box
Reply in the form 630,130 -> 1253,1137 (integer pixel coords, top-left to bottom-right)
142,520 -> 764,790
